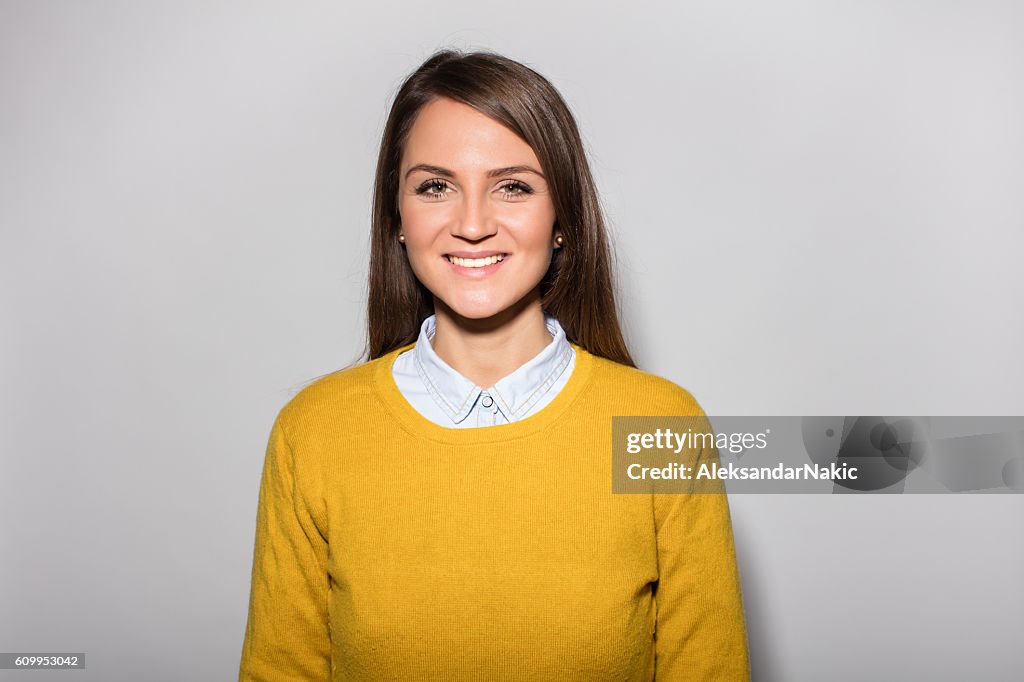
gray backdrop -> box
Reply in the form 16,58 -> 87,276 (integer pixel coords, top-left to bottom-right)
2,1 -> 1022,680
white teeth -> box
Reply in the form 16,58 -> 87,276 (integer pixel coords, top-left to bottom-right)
447,254 -> 504,268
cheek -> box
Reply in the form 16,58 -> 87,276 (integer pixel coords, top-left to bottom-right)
509,210 -> 556,258
403,240 -> 439,285
398,204 -> 441,264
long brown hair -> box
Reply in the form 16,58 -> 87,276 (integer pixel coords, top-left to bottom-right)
366,49 -> 635,367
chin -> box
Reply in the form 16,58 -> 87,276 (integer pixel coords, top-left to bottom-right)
438,292 -> 521,321
445,303 -> 509,321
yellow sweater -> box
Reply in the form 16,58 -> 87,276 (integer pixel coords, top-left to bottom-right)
239,342 -> 751,681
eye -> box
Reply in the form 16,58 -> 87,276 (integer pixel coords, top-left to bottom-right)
414,178 -> 451,200
498,180 -> 533,199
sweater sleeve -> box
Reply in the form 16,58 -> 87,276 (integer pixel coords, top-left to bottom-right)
239,413 -> 331,681
652,399 -> 751,681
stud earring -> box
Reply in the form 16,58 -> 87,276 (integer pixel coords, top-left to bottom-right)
398,233 -> 406,243
554,234 -> 564,247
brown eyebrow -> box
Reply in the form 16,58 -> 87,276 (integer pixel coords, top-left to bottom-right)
403,164 -> 545,181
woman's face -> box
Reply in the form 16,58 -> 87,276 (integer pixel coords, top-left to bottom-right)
397,97 -> 558,321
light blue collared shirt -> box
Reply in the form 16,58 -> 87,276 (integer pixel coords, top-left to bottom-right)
391,314 -> 576,428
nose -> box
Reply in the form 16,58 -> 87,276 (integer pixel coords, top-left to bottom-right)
450,189 -> 498,241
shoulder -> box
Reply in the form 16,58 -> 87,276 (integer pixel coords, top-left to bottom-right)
583,349 -> 707,417
274,347 -> 407,435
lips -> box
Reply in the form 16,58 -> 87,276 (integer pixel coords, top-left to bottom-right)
446,253 -> 505,268
442,251 -> 508,277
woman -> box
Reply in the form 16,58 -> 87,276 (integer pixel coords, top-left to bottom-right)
240,49 -> 750,681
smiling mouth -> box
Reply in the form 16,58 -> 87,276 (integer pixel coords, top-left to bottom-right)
445,254 -> 506,268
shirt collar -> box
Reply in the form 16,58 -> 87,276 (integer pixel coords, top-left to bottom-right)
411,314 -> 574,425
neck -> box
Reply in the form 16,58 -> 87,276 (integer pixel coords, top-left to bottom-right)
430,291 -> 552,388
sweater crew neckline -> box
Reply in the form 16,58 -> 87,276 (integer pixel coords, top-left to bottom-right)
373,340 -> 595,445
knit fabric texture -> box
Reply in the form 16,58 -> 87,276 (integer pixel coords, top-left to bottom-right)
239,342 -> 751,681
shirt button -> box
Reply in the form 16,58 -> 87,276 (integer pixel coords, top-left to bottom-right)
481,393 -> 494,408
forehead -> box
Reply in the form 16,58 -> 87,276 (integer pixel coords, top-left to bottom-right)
401,97 -> 540,170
